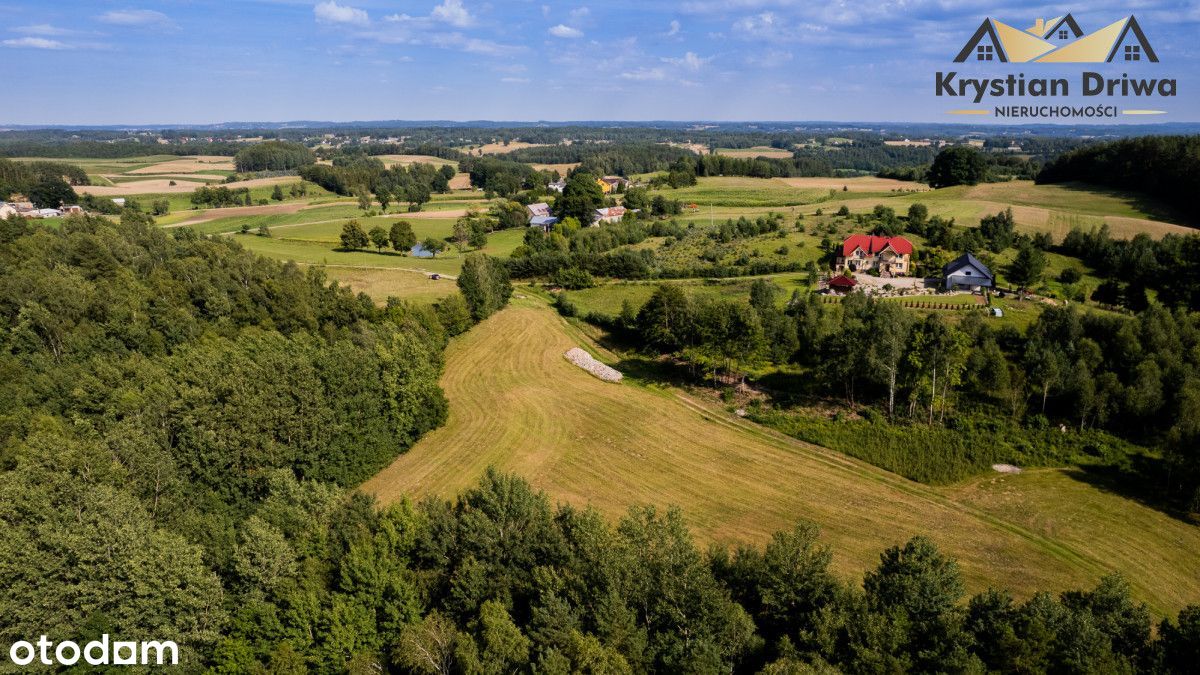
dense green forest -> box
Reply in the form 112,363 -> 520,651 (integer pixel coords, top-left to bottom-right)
233,140 -> 316,172
574,281 -> 1200,513
300,156 -> 456,206
0,158 -> 88,207
1037,135 -> 1200,215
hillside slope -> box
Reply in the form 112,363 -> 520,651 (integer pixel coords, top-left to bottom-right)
362,297 -> 1200,616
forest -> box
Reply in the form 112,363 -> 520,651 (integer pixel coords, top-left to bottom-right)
1037,135 -> 1200,215
0,157 -> 87,207
233,141 -> 316,173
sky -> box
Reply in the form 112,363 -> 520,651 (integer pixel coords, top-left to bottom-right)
1,0 -> 1198,125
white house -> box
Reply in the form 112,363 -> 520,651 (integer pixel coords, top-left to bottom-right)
547,180 -> 566,193
593,206 -> 627,225
943,253 -> 995,291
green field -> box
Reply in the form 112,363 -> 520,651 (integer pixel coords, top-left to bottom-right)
232,226 -> 527,277
361,298 -> 1200,617
650,177 -> 872,208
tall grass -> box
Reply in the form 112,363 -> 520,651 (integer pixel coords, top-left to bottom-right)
751,409 -> 1144,485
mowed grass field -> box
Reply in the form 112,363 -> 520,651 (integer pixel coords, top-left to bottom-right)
362,298 -> 1200,617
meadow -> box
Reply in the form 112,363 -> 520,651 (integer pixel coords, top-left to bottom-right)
361,297 -> 1200,617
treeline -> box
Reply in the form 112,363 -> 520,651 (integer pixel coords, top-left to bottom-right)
1060,225 -> 1200,311
506,142 -> 696,175
203,469 -> 1199,673
613,283 -> 1200,511
191,184 -> 255,208
233,140 -> 316,172
317,142 -> 467,162
0,139 -> 242,158
458,155 -> 546,197
1038,135 -> 1200,217
0,158 -> 87,207
300,156 -> 454,207
0,213 -> 511,669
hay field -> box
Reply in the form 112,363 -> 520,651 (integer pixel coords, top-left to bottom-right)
475,141 -> 547,154
778,176 -> 928,192
125,156 -> 235,174
323,266 -> 459,303
377,154 -> 458,168
362,299 -> 1200,616
716,146 -> 795,159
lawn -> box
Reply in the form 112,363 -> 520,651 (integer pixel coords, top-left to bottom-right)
361,298 -> 1200,617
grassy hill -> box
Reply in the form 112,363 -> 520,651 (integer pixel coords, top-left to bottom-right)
361,296 -> 1200,617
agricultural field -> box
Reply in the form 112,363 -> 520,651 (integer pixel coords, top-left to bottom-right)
232,223 -> 526,278
715,146 -> 795,159
649,176 -> 889,208
362,297 -> 1200,617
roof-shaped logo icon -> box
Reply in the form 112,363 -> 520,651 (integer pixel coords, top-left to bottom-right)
954,13 -> 1158,63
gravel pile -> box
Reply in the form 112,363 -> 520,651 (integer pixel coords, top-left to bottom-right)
564,348 -> 623,383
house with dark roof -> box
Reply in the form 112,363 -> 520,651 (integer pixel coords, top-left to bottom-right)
943,253 -> 995,291
836,235 -> 914,277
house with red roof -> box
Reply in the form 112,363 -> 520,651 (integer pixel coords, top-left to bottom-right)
836,234 -> 914,277
827,275 -> 858,294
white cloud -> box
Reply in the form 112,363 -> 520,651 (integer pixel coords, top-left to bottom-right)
569,7 -> 591,22
15,24 -> 76,36
314,1 -> 369,26
97,9 -> 177,30
664,51 -> 711,71
667,20 -> 681,36
549,24 -> 583,38
501,76 -> 531,83
620,67 -> 666,81
746,49 -> 793,66
3,37 -> 68,49
432,0 -> 474,28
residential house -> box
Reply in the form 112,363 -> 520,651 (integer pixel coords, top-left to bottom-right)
593,206 -> 627,225
548,180 -> 566,193
36,208 -> 62,218
595,178 -> 613,194
600,176 -> 631,192
62,205 -> 84,215
943,253 -> 995,291
836,235 -> 914,277
112,198 -> 126,207
529,215 -> 559,231
526,202 -> 552,221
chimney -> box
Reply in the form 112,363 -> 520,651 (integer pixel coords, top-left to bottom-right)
1033,18 -> 1045,34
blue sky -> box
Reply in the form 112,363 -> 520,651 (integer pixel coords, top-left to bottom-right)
2,0 -> 1197,124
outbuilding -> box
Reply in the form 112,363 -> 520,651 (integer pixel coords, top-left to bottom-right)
943,253 -> 995,291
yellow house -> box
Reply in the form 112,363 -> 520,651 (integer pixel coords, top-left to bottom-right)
596,178 -> 612,194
